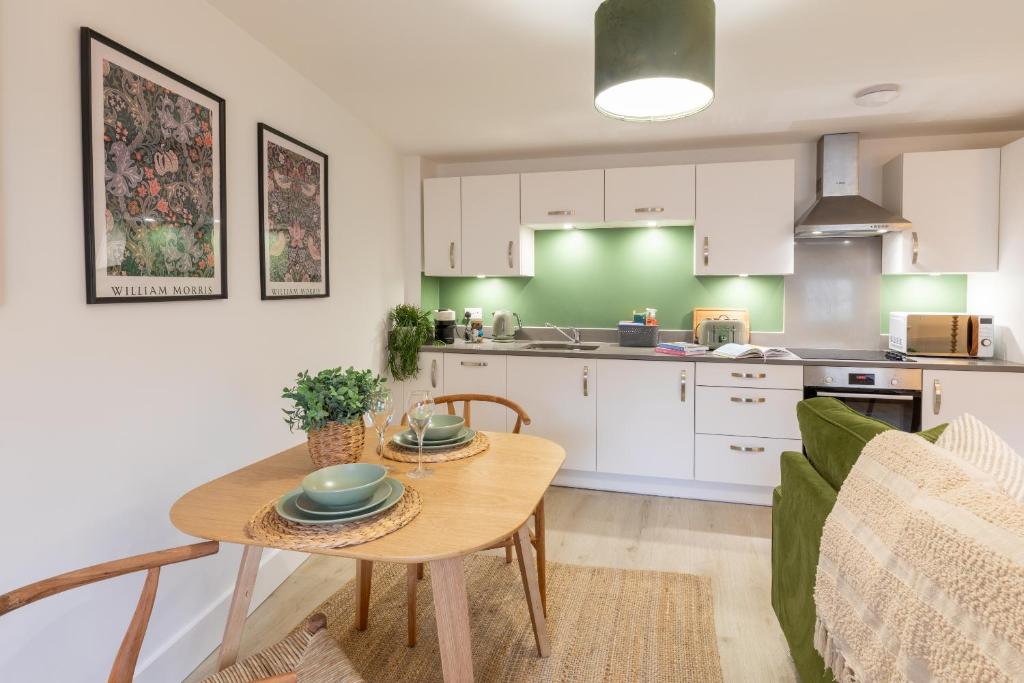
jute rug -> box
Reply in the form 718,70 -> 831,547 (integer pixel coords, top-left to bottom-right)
306,555 -> 723,682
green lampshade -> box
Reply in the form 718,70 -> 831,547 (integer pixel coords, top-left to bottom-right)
594,0 -> 716,122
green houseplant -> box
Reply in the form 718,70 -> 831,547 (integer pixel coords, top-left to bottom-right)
282,367 -> 386,467
387,304 -> 435,381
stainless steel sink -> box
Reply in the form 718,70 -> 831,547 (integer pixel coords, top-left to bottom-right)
523,342 -> 601,351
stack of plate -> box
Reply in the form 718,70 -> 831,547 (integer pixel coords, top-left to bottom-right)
276,463 -> 405,525
392,426 -> 476,451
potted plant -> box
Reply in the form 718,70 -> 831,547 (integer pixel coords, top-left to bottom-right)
387,304 -> 435,381
282,367 -> 386,467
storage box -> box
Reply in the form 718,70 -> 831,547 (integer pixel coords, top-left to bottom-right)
618,322 -> 659,347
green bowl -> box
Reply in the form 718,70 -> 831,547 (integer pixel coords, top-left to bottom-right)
301,463 -> 388,507
424,414 -> 465,441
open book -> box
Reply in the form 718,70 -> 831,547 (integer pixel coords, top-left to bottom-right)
711,343 -> 791,359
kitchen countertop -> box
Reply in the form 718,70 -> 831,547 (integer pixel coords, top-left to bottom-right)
421,339 -> 1024,373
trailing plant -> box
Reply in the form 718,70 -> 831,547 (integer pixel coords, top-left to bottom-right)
282,367 -> 385,432
387,303 -> 435,381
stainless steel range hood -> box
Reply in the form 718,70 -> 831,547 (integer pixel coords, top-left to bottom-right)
795,133 -> 911,239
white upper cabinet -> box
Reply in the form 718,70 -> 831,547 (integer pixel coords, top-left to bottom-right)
461,174 -> 534,277
695,159 -> 795,275
423,177 -> 461,276
882,149 -> 1000,274
520,169 -> 605,227
604,164 -> 696,226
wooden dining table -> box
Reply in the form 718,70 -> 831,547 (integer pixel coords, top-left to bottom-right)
170,428 -> 566,683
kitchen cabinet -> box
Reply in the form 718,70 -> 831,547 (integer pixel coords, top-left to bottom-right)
403,353 -> 443,398
696,362 -> 803,390
604,164 -> 696,227
922,370 -> 1024,453
694,435 -> 801,488
596,359 -> 695,479
506,356 -> 597,471
695,386 -> 802,440
423,177 -> 461,276
520,169 -> 605,227
460,174 -> 534,277
882,149 -> 1000,274
694,159 -> 795,275
442,353 -> 508,432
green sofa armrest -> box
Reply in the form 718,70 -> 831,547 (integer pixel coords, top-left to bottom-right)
797,397 -> 947,490
772,451 -> 838,683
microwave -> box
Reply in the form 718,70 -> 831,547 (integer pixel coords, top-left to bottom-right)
888,312 -> 994,358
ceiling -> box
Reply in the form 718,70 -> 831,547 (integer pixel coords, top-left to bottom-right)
210,0 -> 1024,161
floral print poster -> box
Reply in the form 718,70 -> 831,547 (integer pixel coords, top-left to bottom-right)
82,29 -> 226,303
258,124 -> 329,299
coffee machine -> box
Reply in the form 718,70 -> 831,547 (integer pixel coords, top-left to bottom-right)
434,309 -> 456,344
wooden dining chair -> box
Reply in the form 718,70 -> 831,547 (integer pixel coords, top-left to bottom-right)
0,541 -> 363,683
401,393 -> 546,647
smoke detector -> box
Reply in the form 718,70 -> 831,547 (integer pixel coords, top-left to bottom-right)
854,84 -> 900,107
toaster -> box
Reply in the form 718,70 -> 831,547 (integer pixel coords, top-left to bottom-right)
698,318 -> 748,350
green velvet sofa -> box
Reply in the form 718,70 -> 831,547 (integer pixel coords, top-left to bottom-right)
770,397 -> 946,682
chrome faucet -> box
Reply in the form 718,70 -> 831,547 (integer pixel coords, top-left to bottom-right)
545,322 -> 581,344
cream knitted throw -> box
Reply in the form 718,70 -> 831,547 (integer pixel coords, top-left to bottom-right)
813,430 -> 1024,682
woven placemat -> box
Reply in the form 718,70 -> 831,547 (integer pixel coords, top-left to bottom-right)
245,485 -> 422,550
383,432 -> 490,463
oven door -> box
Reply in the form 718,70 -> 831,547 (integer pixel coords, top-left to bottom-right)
806,389 -> 922,432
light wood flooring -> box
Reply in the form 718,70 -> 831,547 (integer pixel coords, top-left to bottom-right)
185,486 -> 796,682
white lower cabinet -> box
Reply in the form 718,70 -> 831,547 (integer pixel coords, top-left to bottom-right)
922,370 -> 1024,453
506,355 -> 597,472
695,386 -> 802,440
442,353 -> 508,432
596,359 -> 695,479
695,435 -> 801,488
400,353 -> 444,404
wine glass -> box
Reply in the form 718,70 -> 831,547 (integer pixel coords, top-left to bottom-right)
406,390 -> 435,480
366,388 -> 394,457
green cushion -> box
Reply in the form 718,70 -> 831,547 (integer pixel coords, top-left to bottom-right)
797,397 -> 946,491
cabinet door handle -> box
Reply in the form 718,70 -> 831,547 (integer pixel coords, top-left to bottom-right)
430,359 -> 437,389
730,396 -> 767,404
547,209 -> 574,216
460,361 -> 488,367
680,368 -> 687,402
933,378 -> 942,415
583,365 -> 589,397
730,445 -> 766,453
703,236 -> 710,267
634,207 -> 665,214
508,240 -> 514,269
731,371 -> 766,379
449,241 -> 456,269
911,231 -> 919,265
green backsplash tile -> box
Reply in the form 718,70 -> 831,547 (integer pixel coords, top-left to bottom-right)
420,272 -> 440,312
425,226 -> 785,331
879,274 -> 968,333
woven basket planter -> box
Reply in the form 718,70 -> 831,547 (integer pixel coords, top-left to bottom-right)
306,421 -> 366,468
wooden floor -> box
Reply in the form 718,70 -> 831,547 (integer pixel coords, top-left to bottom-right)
185,486 -> 796,682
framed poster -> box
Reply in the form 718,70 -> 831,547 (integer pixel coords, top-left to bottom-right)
257,124 -> 329,299
81,27 -> 227,303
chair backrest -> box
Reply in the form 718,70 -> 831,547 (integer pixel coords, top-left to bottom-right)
404,393 -> 532,433
0,541 -> 219,682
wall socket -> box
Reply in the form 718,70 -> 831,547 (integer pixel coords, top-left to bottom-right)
464,307 -> 483,320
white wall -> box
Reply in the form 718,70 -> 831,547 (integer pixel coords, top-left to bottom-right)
969,136 -> 1024,361
0,2 -> 405,681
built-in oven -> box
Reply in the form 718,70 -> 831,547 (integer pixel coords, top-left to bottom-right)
804,366 -> 923,432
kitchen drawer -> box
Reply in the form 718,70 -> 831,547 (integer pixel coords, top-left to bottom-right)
695,435 -> 800,488
697,362 -> 802,390
442,354 -> 508,432
695,386 -> 802,439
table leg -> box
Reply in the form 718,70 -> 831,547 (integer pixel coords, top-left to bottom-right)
407,563 -> 418,647
429,556 -> 474,682
514,524 -> 551,658
356,559 -> 373,631
217,545 -> 263,671
534,498 -> 547,617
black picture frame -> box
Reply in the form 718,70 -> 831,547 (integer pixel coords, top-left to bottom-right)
257,123 -> 330,300
80,27 -> 228,304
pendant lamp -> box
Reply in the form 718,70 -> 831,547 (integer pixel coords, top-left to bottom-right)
594,0 -> 716,121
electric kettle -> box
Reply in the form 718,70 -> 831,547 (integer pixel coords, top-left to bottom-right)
492,310 -> 521,342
